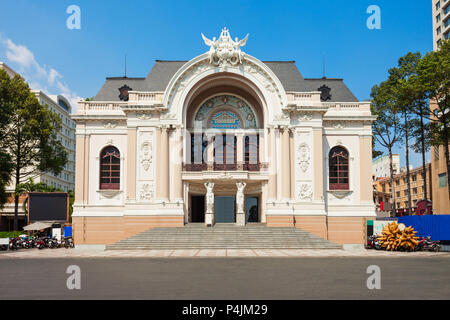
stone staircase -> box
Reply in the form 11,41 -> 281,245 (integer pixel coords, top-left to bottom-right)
106,223 -> 342,250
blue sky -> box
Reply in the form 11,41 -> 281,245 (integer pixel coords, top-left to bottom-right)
0,0 -> 434,167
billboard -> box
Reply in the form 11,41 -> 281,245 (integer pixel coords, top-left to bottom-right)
28,192 -> 69,222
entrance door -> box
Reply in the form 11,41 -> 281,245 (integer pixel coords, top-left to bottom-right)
191,195 -> 205,223
245,196 -> 259,223
214,196 -> 235,223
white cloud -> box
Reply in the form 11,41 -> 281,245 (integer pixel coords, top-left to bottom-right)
1,37 -> 81,113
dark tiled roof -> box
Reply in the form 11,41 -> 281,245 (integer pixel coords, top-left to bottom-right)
93,60 -> 358,102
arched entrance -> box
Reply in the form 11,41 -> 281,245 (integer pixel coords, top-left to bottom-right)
181,74 -> 268,225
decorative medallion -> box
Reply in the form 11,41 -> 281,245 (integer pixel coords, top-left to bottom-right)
298,113 -> 313,121
297,143 -> 311,173
139,183 -> 154,201
318,85 -> 332,102
140,141 -> 153,171
103,122 -> 118,128
137,113 -> 152,120
298,183 -> 313,201
118,84 -> 132,101
201,28 -> 249,66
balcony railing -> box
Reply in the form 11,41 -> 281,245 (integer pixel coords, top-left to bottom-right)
183,162 -> 262,172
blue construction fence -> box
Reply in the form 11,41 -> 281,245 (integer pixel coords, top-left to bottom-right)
397,215 -> 450,241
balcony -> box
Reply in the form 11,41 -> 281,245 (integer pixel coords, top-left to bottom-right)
183,162 -> 265,172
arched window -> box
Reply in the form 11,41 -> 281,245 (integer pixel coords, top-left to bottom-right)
329,146 -> 349,190
100,146 -> 120,190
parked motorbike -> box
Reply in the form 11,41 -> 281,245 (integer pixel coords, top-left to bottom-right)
63,237 -> 74,249
9,237 -> 22,250
366,234 -> 382,250
48,237 -> 61,249
35,238 -> 47,250
415,236 -> 441,252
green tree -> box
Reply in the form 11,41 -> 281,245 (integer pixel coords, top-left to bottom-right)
386,52 -> 424,214
371,82 -> 404,216
0,70 -> 15,208
1,74 -> 67,230
413,40 -> 450,199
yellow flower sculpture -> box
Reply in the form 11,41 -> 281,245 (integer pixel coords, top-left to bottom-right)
377,222 -> 419,251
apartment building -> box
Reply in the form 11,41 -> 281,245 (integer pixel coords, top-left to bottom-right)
432,0 -> 450,50
430,0 -> 450,214
374,164 -> 433,215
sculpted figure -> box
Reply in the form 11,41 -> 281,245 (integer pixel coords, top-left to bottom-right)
204,182 -> 215,213
201,28 -> 249,66
236,181 -> 247,213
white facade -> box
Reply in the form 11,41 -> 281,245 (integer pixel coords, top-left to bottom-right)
72,29 -> 376,245
372,154 -> 400,178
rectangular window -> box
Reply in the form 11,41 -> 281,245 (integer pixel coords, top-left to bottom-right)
439,173 -> 447,188
412,175 -> 417,182
436,1 -> 441,10
396,191 -> 400,197
445,5 -> 450,14
437,27 -> 441,35
413,188 -> 418,194
435,146 -> 440,160
437,13 -> 441,22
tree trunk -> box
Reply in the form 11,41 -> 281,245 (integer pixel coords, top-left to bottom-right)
404,112 -> 412,215
389,147 -> 397,217
420,112 -> 428,214
443,120 -> 450,200
13,167 -> 20,231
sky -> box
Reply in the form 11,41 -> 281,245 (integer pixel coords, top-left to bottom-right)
0,0 -> 434,168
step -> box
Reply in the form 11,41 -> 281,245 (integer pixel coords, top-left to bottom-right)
105,225 -> 342,250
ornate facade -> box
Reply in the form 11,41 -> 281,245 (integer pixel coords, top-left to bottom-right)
72,28 -> 376,245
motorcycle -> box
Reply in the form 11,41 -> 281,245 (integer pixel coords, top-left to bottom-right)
35,238 -> 47,250
9,237 -> 23,250
63,237 -> 74,249
415,236 -> 441,252
366,234 -> 382,250
48,237 -> 61,249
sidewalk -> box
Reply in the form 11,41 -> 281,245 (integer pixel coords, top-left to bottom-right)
1,248 -> 449,259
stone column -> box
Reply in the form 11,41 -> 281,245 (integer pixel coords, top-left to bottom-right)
74,132 -> 89,205
171,126 -> 183,201
236,181 -> 247,226
204,181 -> 215,227
126,127 -> 137,201
259,130 -> 265,165
236,131 -> 244,170
290,128 -> 295,199
268,126 -> 277,200
313,128 -> 324,200
281,126 -> 291,200
206,133 -> 215,170
160,126 -> 170,200
360,135 -> 373,202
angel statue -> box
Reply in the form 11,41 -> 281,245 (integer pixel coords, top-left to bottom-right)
233,34 -> 248,64
201,34 -> 217,65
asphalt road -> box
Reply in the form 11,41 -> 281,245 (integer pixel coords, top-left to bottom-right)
0,257 -> 449,300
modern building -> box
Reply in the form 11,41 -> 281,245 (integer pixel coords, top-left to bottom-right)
374,164 -> 433,215
372,154 -> 400,178
432,0 -> 450,50
0,63 -> 76,230
430,0 -> 450,214
72,29 -> 376,246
